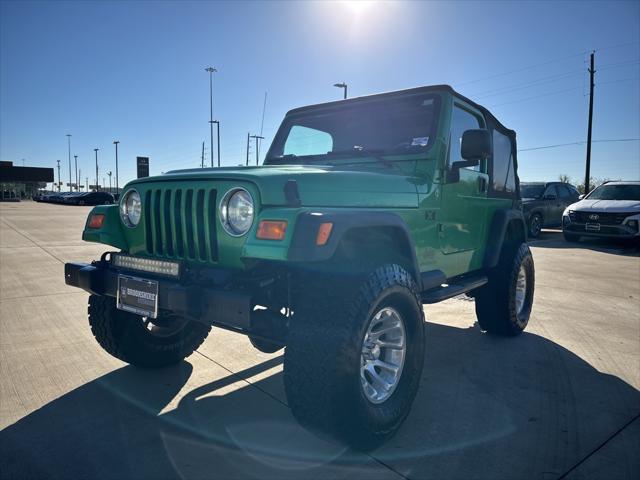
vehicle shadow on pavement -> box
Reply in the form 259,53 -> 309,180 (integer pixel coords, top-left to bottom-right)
1,323 -> 638,480
530,230 -> 640,257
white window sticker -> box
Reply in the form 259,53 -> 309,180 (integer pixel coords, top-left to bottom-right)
411,137 -> 429,146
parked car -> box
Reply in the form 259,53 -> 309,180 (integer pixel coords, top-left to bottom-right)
562,181 -> 640,242
521,182 -> 580,237
67,191 -> 115,206
65,84 -> 535,449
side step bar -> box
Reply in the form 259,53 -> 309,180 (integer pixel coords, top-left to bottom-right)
421,275 -> 488,304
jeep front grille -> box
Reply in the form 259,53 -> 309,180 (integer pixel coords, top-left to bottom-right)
144,188 -> 218,262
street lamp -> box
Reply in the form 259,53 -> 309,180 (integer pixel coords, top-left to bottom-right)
66,134 -> 72,192
333,82 -> 348,99
94,148 -> 99,191
205,66 -> 217,167
107,171 -> 112,194
113,141 -> 119,194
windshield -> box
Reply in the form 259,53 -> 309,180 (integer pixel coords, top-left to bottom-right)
520,184 -> 545,198
586,184 -> 640,201
265,93 -> 440,164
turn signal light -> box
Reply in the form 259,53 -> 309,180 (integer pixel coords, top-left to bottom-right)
88,214 -> 105,229
257,220 -> 288,240
316,222 -> 333,246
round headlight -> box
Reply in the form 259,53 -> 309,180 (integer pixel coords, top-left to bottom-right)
120,189 -> 141,227
220,188 -> 254,236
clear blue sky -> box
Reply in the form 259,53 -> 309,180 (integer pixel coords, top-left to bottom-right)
1,0 -> 639,189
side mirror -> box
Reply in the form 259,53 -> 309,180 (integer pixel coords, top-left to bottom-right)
578,194 -> 585,200
448,129 -> 491,183
461,129 -> 492,161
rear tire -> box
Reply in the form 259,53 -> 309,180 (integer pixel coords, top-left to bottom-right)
88,294 -> 211,367
475,243 -> 535,336
284,264 -> 425,450
528,213 -> 542,238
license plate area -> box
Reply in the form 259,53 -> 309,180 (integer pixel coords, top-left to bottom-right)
585,223 -> 601,232
117,275 -> 159,318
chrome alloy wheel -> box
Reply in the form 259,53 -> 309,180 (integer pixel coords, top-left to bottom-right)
360,306 -> 406,404
515,265 -> 527,315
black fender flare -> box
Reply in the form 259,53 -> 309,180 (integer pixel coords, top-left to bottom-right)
484,208 -> 527,268
287,210 -> 423,288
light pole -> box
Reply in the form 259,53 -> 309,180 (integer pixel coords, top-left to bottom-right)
212,120 -> 221,167
94,148 -> 99,191
56,160 -> 61,192
66,134 -> 72,191
74,155 -> 78,191
107,171 -> 112,194
333,82 -> 348,99
205,66 -> 217,167
113,141 -> 120,194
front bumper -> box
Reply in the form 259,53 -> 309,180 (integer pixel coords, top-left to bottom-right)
64,261 -> 252,330
563,221 -> 640,239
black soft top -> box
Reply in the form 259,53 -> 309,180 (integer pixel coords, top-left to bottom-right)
286,84 -> 515,138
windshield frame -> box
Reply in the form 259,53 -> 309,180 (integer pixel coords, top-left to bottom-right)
585,183 -> 640,201
264,92 -> 442,166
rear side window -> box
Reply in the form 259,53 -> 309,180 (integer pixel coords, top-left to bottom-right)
492,130 -> 515,193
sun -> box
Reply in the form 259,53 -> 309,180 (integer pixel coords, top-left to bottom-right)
343,0 -> 375,16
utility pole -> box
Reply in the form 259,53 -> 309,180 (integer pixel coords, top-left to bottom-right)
212,120 -> 221,167
78,168 -> 82,189
246,132 -> 251,166
86,177 -> 89,191
74,155 -> 78,191
66,134 -> 72,192
56,160 -> 61,192
107,171 -> 112,194
113,141 -> 120,194
94,148 -> 99,191
201,141 -> 205,168
584,51 -> 595,195
250,134 -> 265,166
205,66 -> 217,167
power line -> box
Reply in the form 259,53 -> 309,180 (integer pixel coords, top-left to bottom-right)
518,138 -> 640,152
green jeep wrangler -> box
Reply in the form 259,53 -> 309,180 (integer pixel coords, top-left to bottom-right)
65,85 -> 534,448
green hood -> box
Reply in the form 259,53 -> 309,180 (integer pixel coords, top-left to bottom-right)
128,165 -> 420,208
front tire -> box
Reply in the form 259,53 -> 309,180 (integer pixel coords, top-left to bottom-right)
88,295 -> 211,367
284,264 -> 425,449
475,243 -> 535,336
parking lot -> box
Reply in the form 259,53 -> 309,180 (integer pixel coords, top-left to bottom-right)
0,201 -> 638,479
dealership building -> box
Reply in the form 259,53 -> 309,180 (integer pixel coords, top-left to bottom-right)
0,161 -> 54,200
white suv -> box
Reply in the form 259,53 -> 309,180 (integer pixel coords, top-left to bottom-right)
562,181 -> 640,242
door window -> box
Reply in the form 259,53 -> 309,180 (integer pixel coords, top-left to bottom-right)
449,105 -> 482,171
544,185 -> 559,198
557,184 -> 572,199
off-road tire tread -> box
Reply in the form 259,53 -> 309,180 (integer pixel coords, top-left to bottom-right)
475,243 -> 534,336
88,294 -> 211,367
284,264 -> 424,448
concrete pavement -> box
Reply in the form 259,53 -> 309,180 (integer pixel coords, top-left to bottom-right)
1,202 -> 638,479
